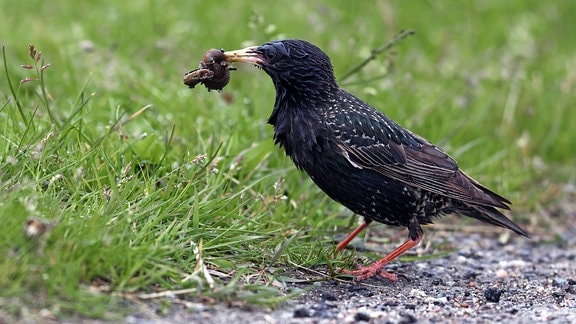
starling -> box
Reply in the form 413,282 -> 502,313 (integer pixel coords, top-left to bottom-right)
214,39 -> 529,281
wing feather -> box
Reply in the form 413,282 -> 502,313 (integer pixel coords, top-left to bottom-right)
339,141 -> 510,209
325,90 -> 510,209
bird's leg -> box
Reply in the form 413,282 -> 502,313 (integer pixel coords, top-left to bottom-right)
334,220 -> 371,255
341,221 -> 424,282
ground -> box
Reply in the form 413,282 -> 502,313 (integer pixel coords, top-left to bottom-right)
8,206 -> 574,324
152,227 -> 576,323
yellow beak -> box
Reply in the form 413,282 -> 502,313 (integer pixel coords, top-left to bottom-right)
222,46 -> 264,65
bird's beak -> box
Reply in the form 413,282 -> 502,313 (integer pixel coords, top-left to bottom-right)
222,46 -> 264,66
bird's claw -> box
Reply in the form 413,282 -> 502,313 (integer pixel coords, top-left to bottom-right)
339,266 -> 399,282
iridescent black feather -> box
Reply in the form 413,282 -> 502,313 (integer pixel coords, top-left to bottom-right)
249,39 -> 528,239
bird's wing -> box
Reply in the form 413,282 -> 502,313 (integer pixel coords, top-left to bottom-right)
338,132 -> 511,209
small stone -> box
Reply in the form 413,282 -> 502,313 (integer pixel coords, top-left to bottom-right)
293,308 -> 310,318
462,270 -> 478,279
552,277 -> 566,288
552,292 -> 565,303
354,312 -> 371,322
399,313 -> 417,324
409,288 -> 426,297
456,255 -> 468,263
312,302 -> 329,317
495,269 -> 508,277
381,300 -> 398,307
434,297 -> 448,305
498,259 -> 528,267
349,286 -> 372,297
421,270 -> 436,277
404,304 -> 416,310
484,287 -> 503,303
323,293 -> 338,301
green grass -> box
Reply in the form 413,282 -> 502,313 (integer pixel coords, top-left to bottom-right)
1,0 -> 575,319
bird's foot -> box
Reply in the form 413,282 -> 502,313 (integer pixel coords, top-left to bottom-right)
340,264 -> 398,282
336,229 -> 423,282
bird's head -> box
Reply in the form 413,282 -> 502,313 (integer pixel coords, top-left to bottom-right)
222,39 -> 338,99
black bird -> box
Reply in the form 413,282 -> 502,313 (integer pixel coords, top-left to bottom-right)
217,39 -> 529,281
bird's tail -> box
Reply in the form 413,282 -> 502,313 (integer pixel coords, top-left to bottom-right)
453,203 -> 529,237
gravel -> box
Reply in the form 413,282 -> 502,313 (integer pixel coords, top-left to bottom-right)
123,222 -> 576,324
11,220 -> 576,323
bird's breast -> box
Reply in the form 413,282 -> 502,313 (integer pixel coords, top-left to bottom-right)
270,105 -> 332,171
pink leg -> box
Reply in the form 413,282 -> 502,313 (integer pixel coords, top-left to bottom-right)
341,230 -> 423,281
335,221 -> 369,254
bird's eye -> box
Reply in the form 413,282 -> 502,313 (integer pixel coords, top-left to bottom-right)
264,51 -> 277,61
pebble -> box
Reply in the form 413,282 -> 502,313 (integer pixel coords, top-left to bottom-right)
484,287 -> 503,303
435,297 -> 449,305
293,308 -> 310,318
147,232 -> 576,324
354,311 -> 371,322
404,304 -> 416,310
399,313 -> 418,324
323,293 -> 338,301
552,277 -> 566,288
498,260 -> 529,267
495,269 -> 509,277
462,270 -> 478,279
409,288 -> 426,297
